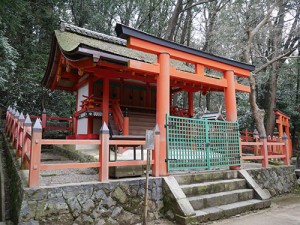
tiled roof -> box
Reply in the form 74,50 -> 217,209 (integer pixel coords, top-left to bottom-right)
60,22 -> 126,46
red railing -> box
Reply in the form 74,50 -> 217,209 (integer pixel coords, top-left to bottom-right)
170,106 -> 189,117
80,94 -> 103,111
5,106 -> 160,187
29,113 -> 72,133
111,99 -> 125,133
240,129 -> 290,167
75,95 -> 128,135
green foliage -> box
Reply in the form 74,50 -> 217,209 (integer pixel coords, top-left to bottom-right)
0,32 -> 18,89
0,0 -> 299,147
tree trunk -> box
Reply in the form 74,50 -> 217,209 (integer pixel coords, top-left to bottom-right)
165,0 -> 183,41
180,0 -> 193,45
249,75 -> 267,137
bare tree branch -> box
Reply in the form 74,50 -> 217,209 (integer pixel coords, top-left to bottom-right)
254,47 -> 297,74
244,2 -> 277,63
181,0 -> 216,12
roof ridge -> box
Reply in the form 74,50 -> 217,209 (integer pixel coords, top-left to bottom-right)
60,21 -> 126,46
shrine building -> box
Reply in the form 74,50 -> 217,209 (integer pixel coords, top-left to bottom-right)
42,22 -> 254,175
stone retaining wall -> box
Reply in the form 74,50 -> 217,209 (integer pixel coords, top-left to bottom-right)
2,134 -> 164,225
19,178 -> 163,225
1,132 -> 24,224
2,130 -> 299,224
246,166 -> 298,196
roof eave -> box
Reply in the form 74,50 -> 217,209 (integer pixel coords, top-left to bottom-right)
116,24 -> 255,72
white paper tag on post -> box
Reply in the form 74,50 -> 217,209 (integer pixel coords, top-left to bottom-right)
145,130 -> 154,150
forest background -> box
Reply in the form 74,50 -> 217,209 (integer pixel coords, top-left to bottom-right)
0,0 -> 299,151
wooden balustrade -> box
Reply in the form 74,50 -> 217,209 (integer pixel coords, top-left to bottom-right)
5,106 -> 160,187
111,99 -> 124,133
240,130 -> 290,168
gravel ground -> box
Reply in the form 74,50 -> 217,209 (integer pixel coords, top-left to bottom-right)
39,150 -> 99,186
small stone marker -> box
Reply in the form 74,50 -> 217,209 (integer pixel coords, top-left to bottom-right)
145,129 -> 154,150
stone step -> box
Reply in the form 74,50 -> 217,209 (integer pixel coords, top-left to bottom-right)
188,189 -> 254,210
189,199 -> 271,223
181,179 -> 246,197
175,170 -> 238,185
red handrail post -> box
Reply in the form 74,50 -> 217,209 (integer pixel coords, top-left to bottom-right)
5,106 -> 11,134
42,108 -> 47,131
16,112 -> 25,157
253,129 -> 259,156
28,119 -> 42,188
7,108 -> 14,140
13,110 -> 19,148
261,136 -> 269,168
283,133 -> 290,166
123,117 -> 129,136
99,122 -> 109,182
22,115 -> 32,169
152,124 -> 160,177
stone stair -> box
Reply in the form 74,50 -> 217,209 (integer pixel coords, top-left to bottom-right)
168,170 -> 271,224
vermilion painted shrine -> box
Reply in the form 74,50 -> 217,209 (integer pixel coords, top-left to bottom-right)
6,22 -> 291,187
43,22 -> 253,174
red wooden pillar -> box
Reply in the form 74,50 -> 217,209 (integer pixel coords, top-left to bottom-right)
28,119 -> 42,188
88,77 -> 94,134
156,53 -> 170,176
188,92 -> 194,117
102,78 -> 110,125
224,70 -> 237,122
224,70 -> 239,169
123,117 -> 129,135
152,124 -> 160,177
99,122 -> 109,182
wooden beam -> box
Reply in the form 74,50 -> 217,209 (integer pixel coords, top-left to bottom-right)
61,71 -> 79,82
109,160 -> 153,167
128,60 -> 160,74
41,139 -> 101,145
65,58 -> 95,69
91,68 -> 156,84
40,162 -> 100,170
50,55 -> 63,90
235,82 -> 251,93
171,67 -> 228,88
128,37 -> 251,77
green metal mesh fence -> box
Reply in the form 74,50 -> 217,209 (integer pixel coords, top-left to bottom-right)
166,115 -> 241,171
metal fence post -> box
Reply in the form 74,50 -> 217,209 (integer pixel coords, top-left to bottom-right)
28,119 -> 42,188
205,119 -> 211,169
